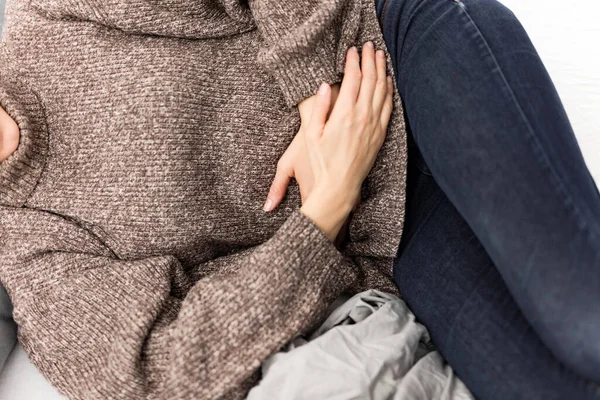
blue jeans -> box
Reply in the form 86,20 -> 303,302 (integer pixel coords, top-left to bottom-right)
375,0 -> 600,398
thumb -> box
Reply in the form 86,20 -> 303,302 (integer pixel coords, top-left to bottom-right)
305,83 -> 332,142
264,159 -> 293,212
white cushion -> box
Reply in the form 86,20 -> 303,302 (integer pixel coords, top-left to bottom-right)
0,343 -> 64,400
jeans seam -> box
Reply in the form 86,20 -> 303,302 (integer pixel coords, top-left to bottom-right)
397,5 -> 457,87
458,6 -> 600,391
456,2 -> 597,245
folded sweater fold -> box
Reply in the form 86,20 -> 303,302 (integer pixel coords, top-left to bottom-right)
0,0 -> 407,398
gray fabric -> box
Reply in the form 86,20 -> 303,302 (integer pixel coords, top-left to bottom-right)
247,289 -> 474,400
0,0 -> 4,34
0,285 -> 16,371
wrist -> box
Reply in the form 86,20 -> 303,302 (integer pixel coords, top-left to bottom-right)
299,185 -> 355,242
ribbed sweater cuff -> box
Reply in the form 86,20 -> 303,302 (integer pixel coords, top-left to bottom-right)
264,208 -> 359,332
0,75 -> 48,207
261,49 -> 343,109
284,207 -> 343,265
164,208 -> 360,397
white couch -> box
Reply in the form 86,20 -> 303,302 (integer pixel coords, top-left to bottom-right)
0,0 -> 599,399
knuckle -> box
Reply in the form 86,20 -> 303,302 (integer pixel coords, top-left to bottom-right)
365,70 -> 377,82
355,112 -> 369,128
376,79 -> 387,93
343,117 -> 354,130
269,185 -> 284,198
305,128 -> 319,139
385,103 -> 393,114
276,158 -> 289,171
384,93 -> 393,105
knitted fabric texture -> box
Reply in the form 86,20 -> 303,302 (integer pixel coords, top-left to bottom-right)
0,0 -> 407,398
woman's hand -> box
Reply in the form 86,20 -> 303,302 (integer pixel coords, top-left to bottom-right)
0,106 -> 20,163
264,83 -> 356,247
263,83 -> 339,210
264,41 -> 394,243
299,42 -> 393,242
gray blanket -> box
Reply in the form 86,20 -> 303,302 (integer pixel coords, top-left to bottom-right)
0,0 -> 5,34
247,289 -> 474,400
0,286 -> 16,371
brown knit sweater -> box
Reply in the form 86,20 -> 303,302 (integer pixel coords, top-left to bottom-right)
0,0 -> 407,398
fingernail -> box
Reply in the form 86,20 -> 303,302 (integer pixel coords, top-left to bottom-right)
318,82 -> 330,95
377,50 -> 385,59
365,41 -> 373,48
349,46 -> 357,53
263,198 -> 273,212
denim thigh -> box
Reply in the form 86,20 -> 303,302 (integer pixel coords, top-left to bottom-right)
376,0 -> 600,397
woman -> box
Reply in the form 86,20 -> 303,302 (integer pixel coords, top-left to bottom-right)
263,0 -> 600,399
0,2 -> 598,400
0,0 -> 404,399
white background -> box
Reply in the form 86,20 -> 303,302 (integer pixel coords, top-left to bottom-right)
499,0 -> 600,186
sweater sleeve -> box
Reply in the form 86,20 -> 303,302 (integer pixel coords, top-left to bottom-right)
248,0 -> 408,293
0,71 -> 49,208
248,0 -> 365,108
0,205 -> 359,400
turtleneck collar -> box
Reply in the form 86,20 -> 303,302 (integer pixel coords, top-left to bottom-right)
30,0 -> 257,39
